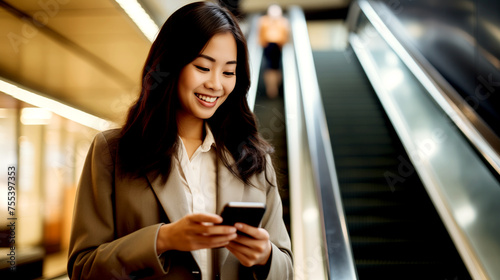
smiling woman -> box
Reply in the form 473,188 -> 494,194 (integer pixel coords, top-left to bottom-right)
67,1 -> 293,280
177,32 -> 238,158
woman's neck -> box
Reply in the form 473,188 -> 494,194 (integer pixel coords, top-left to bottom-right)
177,114 -> 204,140
177,113 -> 204,159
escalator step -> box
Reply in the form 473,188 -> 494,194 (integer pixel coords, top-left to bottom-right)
339,183 -> 394,195
335,157 -> 397,167
331,146 -> 395,156
351,239 -> 443,262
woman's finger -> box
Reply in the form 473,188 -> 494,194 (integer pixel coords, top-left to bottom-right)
196,233 -> 238,247
188,213 -> 223,224
188,222 -> 237,236
234,223 -> 269,240
226,242 -> 258,267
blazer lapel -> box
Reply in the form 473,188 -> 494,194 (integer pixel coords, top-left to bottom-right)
147,164 -> 204,266
146,164 -> 190,224
215,157 -> 246,214
216,157 -> 246,271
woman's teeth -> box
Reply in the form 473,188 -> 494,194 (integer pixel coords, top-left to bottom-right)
195,93 -> 217,103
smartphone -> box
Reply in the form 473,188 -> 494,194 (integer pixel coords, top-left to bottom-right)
220,202 -> 266,237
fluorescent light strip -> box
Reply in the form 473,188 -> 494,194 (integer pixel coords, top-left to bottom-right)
21,108 -> 53,125
115,0 -> 159,42
0,78 -> 116,131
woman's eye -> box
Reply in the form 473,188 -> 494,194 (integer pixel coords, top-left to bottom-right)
223,72 -> 235,76
195,65 -> 209,72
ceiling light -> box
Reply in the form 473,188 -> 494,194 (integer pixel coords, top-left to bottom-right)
0,78 -> 116,131
115,0 -> 159,42
21,108 -> 52,125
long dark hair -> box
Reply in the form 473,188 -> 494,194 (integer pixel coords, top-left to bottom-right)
118,1 -> 273,184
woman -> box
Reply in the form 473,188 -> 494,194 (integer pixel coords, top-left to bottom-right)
67,2 -> 293,279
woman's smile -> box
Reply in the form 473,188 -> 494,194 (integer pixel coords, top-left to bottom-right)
195,93 -> 219,107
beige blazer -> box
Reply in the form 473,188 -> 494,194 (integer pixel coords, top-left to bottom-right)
68,129 -> 293,279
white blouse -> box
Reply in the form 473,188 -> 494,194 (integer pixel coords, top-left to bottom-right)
176,124 -> 217,280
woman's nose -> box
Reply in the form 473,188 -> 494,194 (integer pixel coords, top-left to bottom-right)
204,73 -> 222,91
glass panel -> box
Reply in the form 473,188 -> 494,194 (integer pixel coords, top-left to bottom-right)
352,15 -> 500,279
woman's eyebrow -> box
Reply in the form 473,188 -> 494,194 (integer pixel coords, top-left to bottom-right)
198,54 -> 237,64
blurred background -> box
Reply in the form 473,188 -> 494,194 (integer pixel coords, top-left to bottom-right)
0,0 -> 351,278
0,0 -> 499,279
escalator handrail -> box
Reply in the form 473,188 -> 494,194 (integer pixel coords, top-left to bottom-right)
288,6 -> 358,280
245,14 -> 263,112
350,0 -> 500,174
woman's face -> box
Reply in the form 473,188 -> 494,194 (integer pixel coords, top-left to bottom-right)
177,32 -> 237,122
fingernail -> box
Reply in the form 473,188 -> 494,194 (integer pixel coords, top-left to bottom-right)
230,227 -> 237,233
235,223 -> 243,229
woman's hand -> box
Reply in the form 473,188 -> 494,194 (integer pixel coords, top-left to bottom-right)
225,223 -> 272,267
156,213 -> 237,255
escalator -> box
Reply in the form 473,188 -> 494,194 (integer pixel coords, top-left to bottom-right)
243,13 -> 291,235
285,2 -> 500,279
253,80 -> 290,234
314,49 -> 471,279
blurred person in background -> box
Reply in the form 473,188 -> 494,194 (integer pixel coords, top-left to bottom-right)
67,1 -> 292,280
258,4 -> 290,99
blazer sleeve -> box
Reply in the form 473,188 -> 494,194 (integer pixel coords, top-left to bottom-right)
255,154 -> 294,279
67,132 -> 167,279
